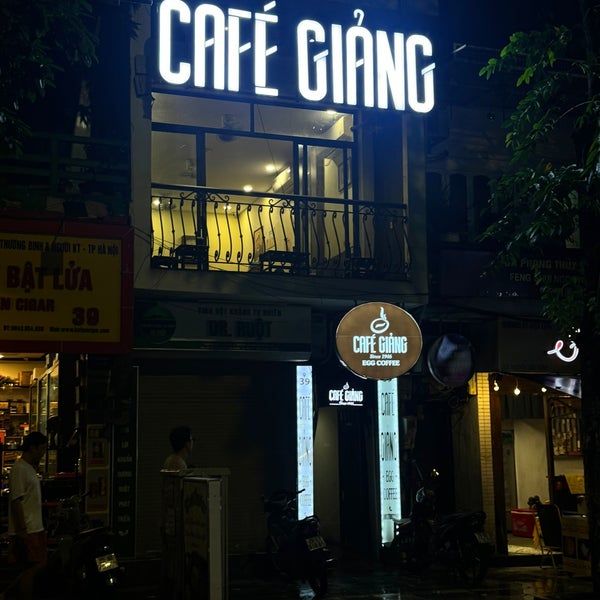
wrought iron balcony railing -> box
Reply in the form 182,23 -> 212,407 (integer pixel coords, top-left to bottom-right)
150,183 -> 410,280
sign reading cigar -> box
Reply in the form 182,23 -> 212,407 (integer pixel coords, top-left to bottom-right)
335,302 -> 422,380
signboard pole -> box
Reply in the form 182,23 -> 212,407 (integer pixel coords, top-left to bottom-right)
377,378 -> 401,545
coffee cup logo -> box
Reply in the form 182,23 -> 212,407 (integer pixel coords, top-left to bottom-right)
370,307 -> 390,334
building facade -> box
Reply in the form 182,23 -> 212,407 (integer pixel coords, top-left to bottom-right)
425,44 -> 585,562
128,0 -> 438,560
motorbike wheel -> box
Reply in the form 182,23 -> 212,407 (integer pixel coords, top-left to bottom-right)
266,536 -> 285,576
457,537 -> 488,586
307,562 -> 328,598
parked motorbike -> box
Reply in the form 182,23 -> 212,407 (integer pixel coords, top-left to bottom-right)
41,493 -> 121,599
264,489 -> 332,596
391,466 -> 493,585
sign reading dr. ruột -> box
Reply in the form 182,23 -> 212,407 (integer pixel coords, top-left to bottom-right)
336,302 -> 422,380
157,0 -> 435,113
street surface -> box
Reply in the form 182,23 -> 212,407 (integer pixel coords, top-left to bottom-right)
115,561 -> 594,600
229,566 -> 593,600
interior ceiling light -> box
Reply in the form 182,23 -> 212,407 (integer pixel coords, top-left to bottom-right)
265,164 -> 276,173
326,109 -> 337,115
152,198 -> 160,208
243,185 -> 253,193
514,381 -> 521,396
0,354 -> 4,359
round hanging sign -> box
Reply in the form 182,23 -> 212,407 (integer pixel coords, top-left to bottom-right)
335,302 -> 423,380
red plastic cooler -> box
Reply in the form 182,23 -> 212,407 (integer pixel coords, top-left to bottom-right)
511,508 -> 536,537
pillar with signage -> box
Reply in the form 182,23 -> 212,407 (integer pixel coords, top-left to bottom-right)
296,365 -> 314,520
335,302 -> 422,546
377,379 -> 400,544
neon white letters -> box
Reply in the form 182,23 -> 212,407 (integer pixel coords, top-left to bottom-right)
157,1 -> 435,113
159,0 -> 279,95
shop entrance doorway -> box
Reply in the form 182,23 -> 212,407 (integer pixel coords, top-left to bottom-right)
339,408 -> 372,558
314,403 -> 376,562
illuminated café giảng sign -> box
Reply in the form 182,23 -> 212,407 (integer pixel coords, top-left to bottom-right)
328,382 -> 364,407
158,0 -> 435,113
336,302 -> 423,380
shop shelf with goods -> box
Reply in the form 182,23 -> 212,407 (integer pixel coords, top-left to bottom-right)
0,382 -> 30,516
550,398 -> 582,457
546,396 -> 585,516
0,385 -> 30,449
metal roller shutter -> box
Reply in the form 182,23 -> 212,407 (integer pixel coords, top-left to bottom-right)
135,373 -> 270,557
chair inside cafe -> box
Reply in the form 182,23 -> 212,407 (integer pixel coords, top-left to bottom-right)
552,475 -> 579,514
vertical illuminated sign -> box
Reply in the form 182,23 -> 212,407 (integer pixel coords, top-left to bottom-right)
378,378 -> 401,544
296,365 -> 314,519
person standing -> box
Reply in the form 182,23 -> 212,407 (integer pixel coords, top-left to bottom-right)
163,426 -> 193,471
160,426 -> 193,599
6,431 -> 48,600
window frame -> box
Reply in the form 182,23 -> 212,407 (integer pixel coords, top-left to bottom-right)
151,94 -> 358,200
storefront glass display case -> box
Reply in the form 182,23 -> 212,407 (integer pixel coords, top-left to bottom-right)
36,365 -> 59,476
39,375 -> 48,436
27,362 -> 60,476
46,365 -> 59,475
29,381 -> 39,433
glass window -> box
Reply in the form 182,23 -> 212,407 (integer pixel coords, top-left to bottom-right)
304,146 -> 352,200
254,104 -> 354,141
152,131 -> 197,185
205,134 -> 293,193
153,93 -> 251,131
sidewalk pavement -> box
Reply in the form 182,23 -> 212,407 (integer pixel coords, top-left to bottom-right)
116,557 -> 594,600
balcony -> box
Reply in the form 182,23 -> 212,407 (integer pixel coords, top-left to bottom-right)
150,184 -> 410,280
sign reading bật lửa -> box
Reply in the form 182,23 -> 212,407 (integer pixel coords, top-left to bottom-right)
0,232 -> 121,344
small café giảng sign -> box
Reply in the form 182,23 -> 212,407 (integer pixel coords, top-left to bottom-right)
335,302 -> 423,380
328,381 -> 364,407
157,0 -> 435,113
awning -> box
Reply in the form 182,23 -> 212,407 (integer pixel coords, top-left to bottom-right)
522,374 -> 581,398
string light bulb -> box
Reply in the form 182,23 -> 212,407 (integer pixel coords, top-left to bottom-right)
541,387 -> 547,393
513,381 -> 521,396
493,380 -> 500,392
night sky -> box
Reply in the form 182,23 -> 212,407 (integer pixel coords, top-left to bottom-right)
440,0 -> 579,47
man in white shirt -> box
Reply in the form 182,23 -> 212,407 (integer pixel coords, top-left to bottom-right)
163,426 -> 193,471
5,432 -> 48,600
